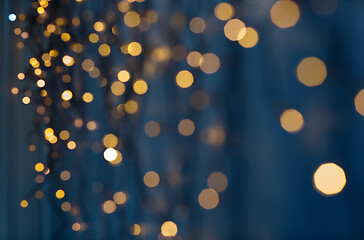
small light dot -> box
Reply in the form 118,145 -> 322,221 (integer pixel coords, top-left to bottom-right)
9,14 -> 17,22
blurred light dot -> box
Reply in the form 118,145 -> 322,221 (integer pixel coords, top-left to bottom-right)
67,141 -> 76,150
161,221 -> 178,237
103,134 -> 118,148
55,189 -> 65,199
189,17 -> 206,34
99,44 -> 111,57
61,202 -> 71,212
102,200 -> 116,214
60,170 -> 71,181
113,191 -> 127,205
355,90 -> 364,116
124,11 -> 140,28
82,92 -> 93,103
280,109 -> 304,133
224,19 -> 246,41
178,119 -> 195,136
111,81 -> 126,96
207,172 -> 228,192
72,223 -> 81,231
144,121 -> 161,137
297,57 -> 327,87
117,70 -> 130,82
176,70 -> 194,88
131,224 -> 141,235
198,188 -> 219,210
94,21 -> 105,32
128,42 -> 142,56
22,96 -> 30,104
60,130 -> 70,140
62,55 -> 74,66
200,53 -> 220,74
104,148 -> 118,162
187,51 -> 202,67
133,79 -> 148,95
214,3 -> 234,21
270,0 -> 300,28
34,163 -> 44,172
18,72 -> 25,80
61,90 -> 73,101
37,79 -> 46,88
238,27 -> 259,48
9,14 -> 16,21
124,100 -> 138,114
144,171 -> 160,188
314,163 -> 346,195
20,200 -> 28,208
61,33 -> 71,42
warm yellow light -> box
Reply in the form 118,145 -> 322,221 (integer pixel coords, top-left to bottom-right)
117,70 -> 130,82
297,57 -> 327,87
133,80 -> 148,95
87,121 -> 97,131
280,109 -> 304,133
20,200 -> 28,208
34,68 -> 42,76
124,11 -> 140,28
144,121 -> 161,137
62,55 -> 74,66
207,172 -> 228,192
176,70 -> 194,88
37,7 -> 45,14
55,189 -> 65,199
102,200 -> 116,214
270,0 -> 300,28
124,100 -> 138,114
131,224 -> 141,235
103,134 -> 118,148
198,188 -> 219,210
178,119 -> 195,136
89,33 -> 99,43
200,53 -> 220,74
118,1 -> 129,13
104,148 -> 118,162
224,19 -> 246,41
189,17 -> 206,34
93,21 -> 105,32
238,27 -> 259,48
99,44 -> 111,57
18,72 -> 25,80
67,141 -> 76,150
82,59 -> 94,72
111,82 -> 126,96
37,79 -> 46,88
35,163 -> 45,172
113,192 -> 127,205
314,163 -> 346,195
82,92 -> 93,103
61,90 -> 73,101
187,51 -> 202,67
143,171 -> 160,187
22,96 -> 30,104
60,130 -> 70,140
127,42 -> 142,56
72,223 -> 81,231
214,2 -> 234,21
161,221 -> 178,237
61,33 -> 71,42
355,90 -> 364,116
